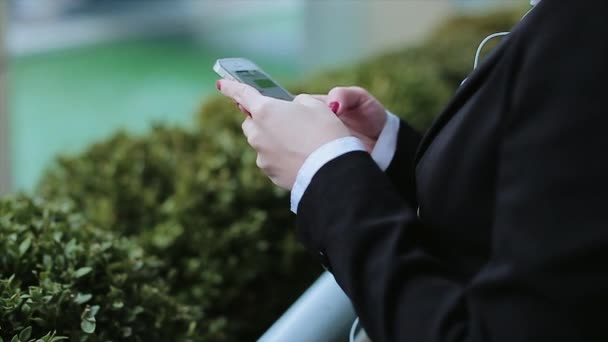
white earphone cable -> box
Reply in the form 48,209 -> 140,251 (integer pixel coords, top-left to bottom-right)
473,32 -> 511,70
349,317 -> 360,342
472,4 -> 538,71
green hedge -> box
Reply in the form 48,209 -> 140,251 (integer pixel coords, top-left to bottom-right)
37,126 -> 319,341
0,9 -> 523,341
0,195 -> 197,341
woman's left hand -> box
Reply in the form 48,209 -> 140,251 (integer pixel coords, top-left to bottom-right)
217,80 -> 352,190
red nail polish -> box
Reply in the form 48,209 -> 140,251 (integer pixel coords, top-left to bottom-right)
329,101 -> 340,114
216,80 -> 222,90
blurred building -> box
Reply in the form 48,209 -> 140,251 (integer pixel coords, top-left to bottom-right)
8,0 -> 196,56
2,0 -> 521,193
7,0 -> 518,64
195,1 -> 454,70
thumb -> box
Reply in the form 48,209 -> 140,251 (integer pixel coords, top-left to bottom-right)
326,86 -> 368,116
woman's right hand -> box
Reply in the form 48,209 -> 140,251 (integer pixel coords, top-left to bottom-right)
313,86 -> 387,152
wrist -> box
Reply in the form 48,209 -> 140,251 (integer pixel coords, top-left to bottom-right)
376,110 -> 389,139
370,111 -> 400,171
291,137 -> 366,213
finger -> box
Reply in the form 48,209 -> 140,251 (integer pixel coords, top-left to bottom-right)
293,94 -> 327,108
327,86 -> 368,115
303,94 -> 342,114
255,154 -> 266,170
309,94 -> 329,103
217,79 -> 265,112
241,117 -> 256,141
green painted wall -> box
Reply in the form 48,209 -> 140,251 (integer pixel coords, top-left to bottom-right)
9,39 -> 298,191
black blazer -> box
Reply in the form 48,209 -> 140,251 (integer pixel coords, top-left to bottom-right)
295,1 -> 608,341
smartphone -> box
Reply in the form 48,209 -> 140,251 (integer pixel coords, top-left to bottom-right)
213,58 -> 294,101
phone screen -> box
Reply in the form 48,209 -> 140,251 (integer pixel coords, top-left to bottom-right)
235,70 -> 292,101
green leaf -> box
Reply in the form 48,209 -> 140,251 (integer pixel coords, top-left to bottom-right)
42,255 -> 53,269
51,337 -> 68,342
64,239 -> 77,255
80,305 -> 99,334
10,336 -> 19,342
89,305 -> 100,316
18,327 -> 32,342
52,232 -> 63,243
111,300 -> 124,309
81,305 -> 100,320
18,237 -> 32,256
80,319 -> 96,334
73,267 -> 93,279
37,332 -> 67,342
74,293 -> 92,304
120,327 -> 132,338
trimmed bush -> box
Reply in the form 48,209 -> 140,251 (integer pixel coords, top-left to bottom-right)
38,126 -> 320,341
0,195 -> 198,341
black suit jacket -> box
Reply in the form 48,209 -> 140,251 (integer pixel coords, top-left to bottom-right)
295,1 -> 608,341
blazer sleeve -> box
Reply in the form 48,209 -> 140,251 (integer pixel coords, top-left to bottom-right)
295,1 -> 608,341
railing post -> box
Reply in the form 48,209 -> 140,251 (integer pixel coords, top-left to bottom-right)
259,272 -> 356,342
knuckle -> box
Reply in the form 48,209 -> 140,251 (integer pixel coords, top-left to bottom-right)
242,119 -> 262,147
294,93 -> 312,103
255,155 -> 265,169
233,83 -> 255,104
239,84 -> 251,97
242,85 -> 257,98
352,86 -> 373,99
246,130 -> 258,147
236,82 -> 249,93
329,86 -> 347,95
241,119 -> 253,136
270,177 -> 280,186
252,99 -> 271,118
226,81 -> 241,96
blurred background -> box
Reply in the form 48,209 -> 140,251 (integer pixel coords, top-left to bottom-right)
0,0 -> 519,194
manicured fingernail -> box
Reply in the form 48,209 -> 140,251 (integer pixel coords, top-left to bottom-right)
329,101 -> 340,114
216,80 -> 222,90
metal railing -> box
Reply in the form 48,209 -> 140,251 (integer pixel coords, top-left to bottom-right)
259,271 -> 363,342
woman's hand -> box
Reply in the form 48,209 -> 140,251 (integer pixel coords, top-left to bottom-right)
217,80 -> 351,190
313,87 -> 387,152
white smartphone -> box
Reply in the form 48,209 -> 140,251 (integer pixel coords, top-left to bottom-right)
213,58 -> 294,101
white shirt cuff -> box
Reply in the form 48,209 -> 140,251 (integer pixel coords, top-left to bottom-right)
371,111 -> 400,171
290,137 -> 366,213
